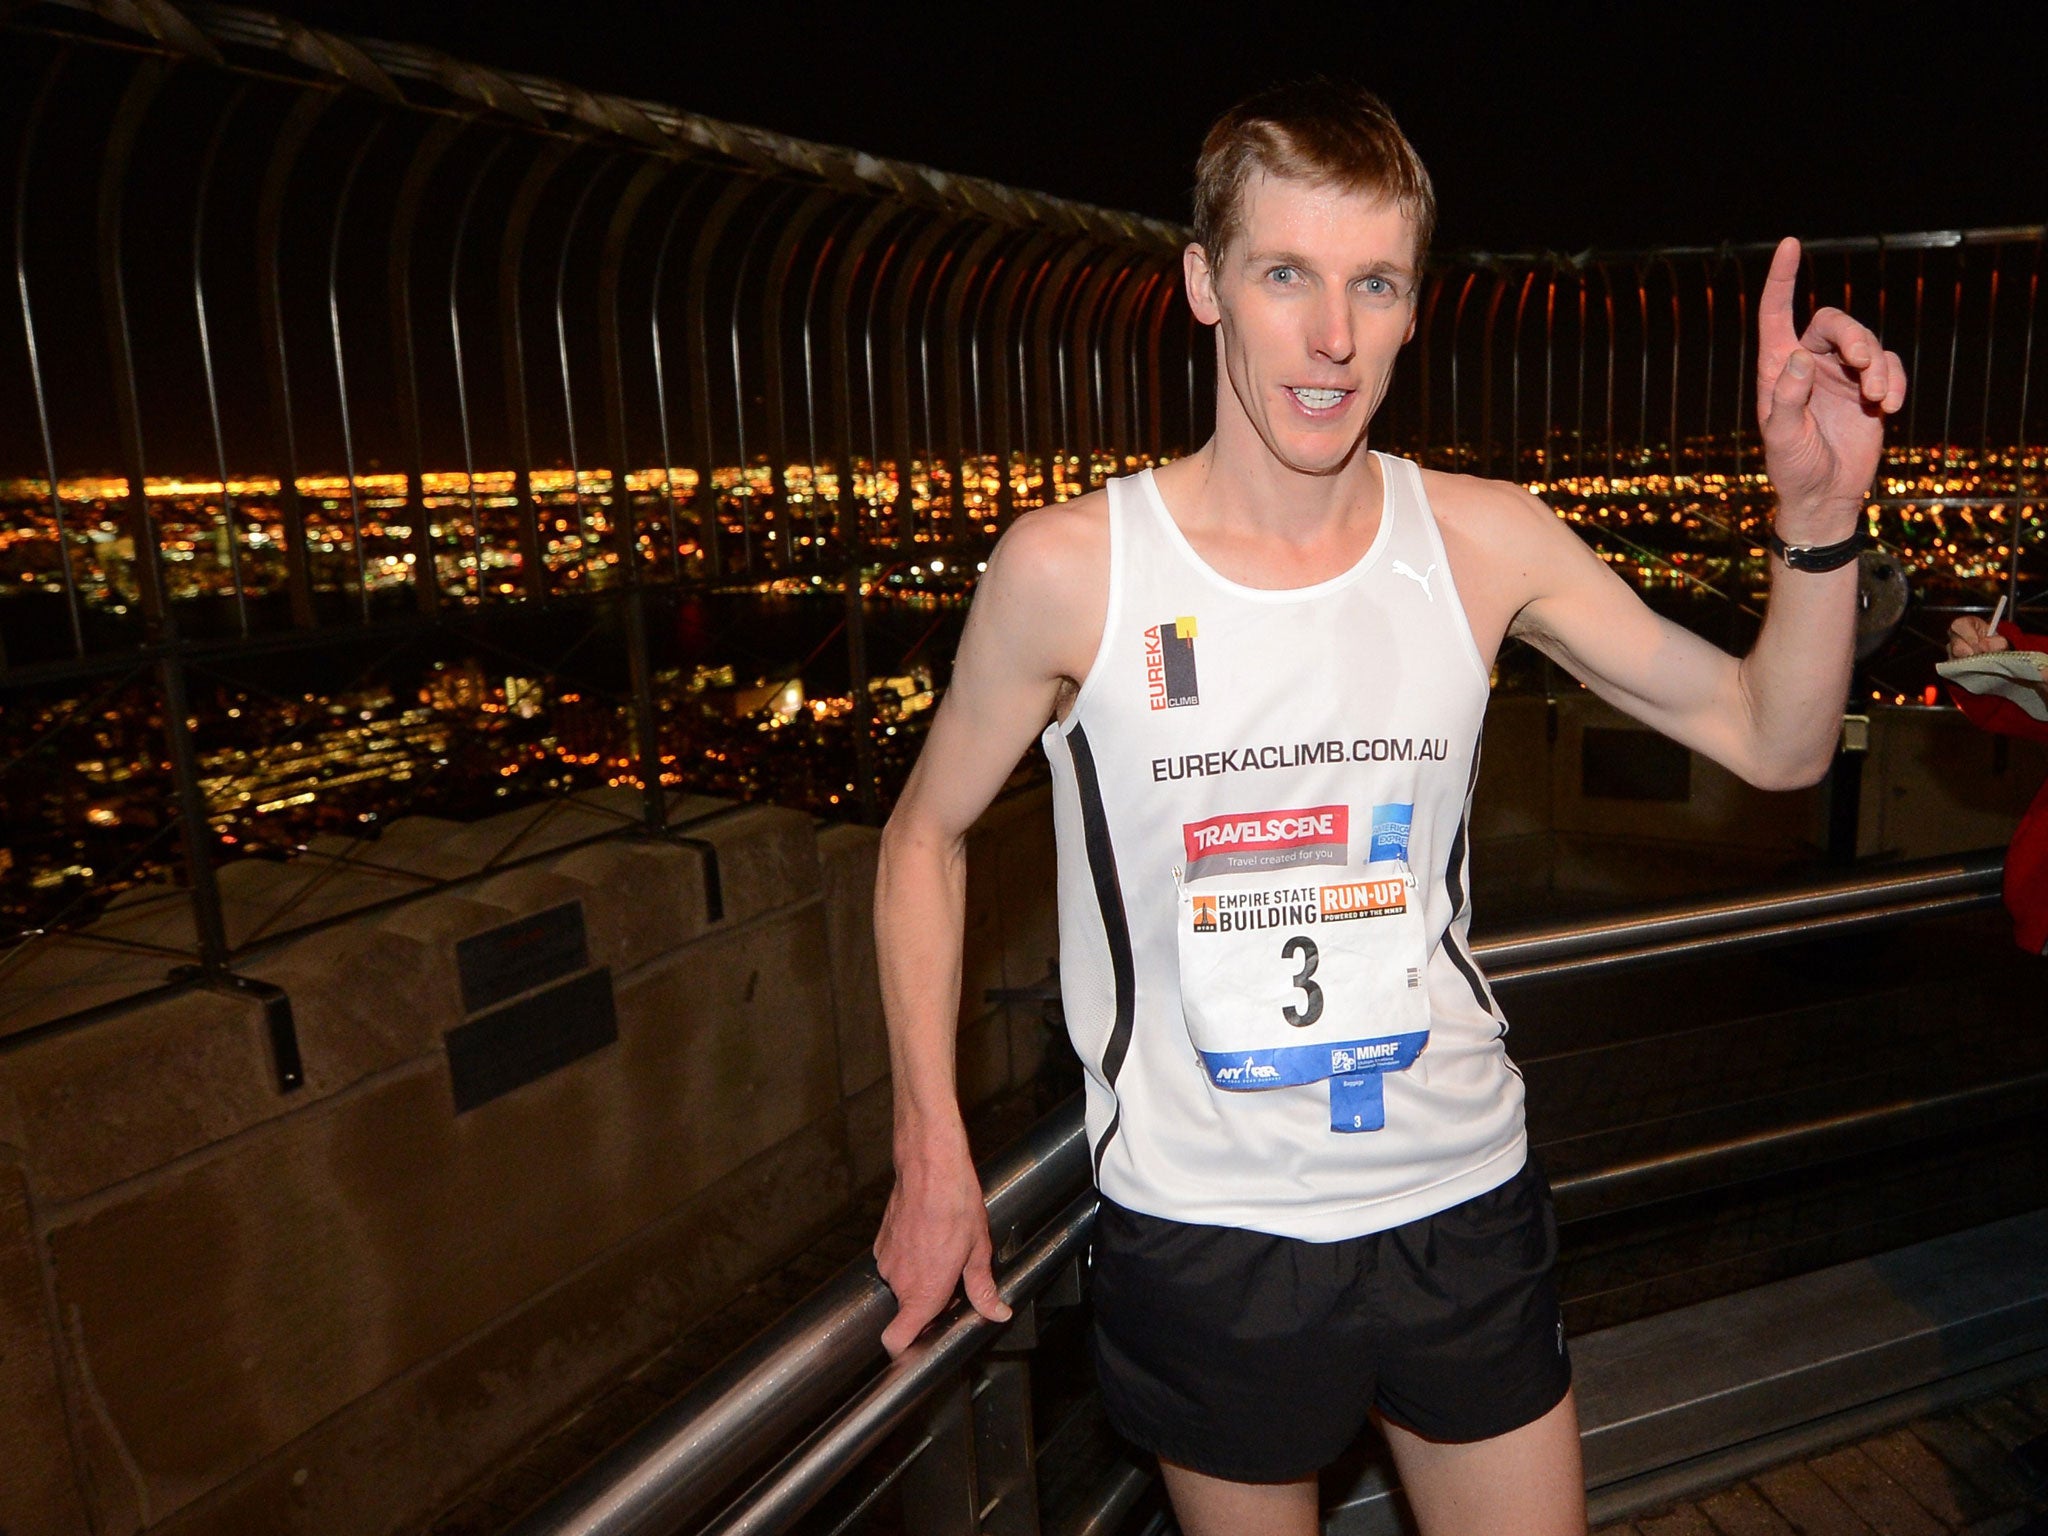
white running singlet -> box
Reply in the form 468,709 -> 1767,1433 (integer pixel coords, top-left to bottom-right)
1042,455 -> 1525,1241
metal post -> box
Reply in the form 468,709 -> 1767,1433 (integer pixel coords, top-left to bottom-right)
499,135 -> 581,600
599,156 -> 676,829
684,176 -> 762,580
255,88 -> 335,629
389,113 -> 465,618
15,49 -> 86,658
98,59 -> 230,969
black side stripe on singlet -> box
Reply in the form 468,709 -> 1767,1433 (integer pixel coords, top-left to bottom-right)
1067,724 -> 1137,1175
1439,729 -> 1507,1030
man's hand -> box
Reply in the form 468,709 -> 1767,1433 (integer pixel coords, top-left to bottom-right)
1756,237 -> 1907,539
1948,615 -> 2013,660
873,1131 -> 1012,1356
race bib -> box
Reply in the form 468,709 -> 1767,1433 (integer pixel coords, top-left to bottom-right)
1175,854 -> 1431,1134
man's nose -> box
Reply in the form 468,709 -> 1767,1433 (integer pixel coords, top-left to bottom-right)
1309,291 -> 1356,365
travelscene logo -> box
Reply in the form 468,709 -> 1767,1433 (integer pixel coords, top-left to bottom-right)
1318,879 -> 1408,922
1181,805 -> 1347,880
1144,616 -> 1199,710
1151,738 -> 1451,781
1369,803 -> 1413,863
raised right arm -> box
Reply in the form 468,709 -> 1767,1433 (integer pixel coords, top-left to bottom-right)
872,497 -> 1108,1354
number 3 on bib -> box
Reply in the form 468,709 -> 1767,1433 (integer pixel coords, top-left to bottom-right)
1175,860 -> 1431,1133
1281,936 -> 1323,1026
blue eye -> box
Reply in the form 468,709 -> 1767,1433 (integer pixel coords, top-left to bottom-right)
1361,276 -> 1390,295
1269,266 -> 1298,284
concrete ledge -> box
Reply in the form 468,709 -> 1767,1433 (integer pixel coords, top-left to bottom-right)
1323,1208 -> 2048,1534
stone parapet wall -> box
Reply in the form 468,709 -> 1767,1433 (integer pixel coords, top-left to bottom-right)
0,784 -> 1058,1536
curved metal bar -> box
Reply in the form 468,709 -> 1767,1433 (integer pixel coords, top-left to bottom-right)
984,231 -> 1058,523
326,119 -> 382,621
1019,243 -> 1089,501
683,174 -> 762,579
1941,246 -> 1964,450
823,198 -> 907,820
1477,270 -> 1510,477
644,173 -> 714,579
16,48 -> 85,657
1540,271 -> 1557,479
796,206 -> 865,561
1070,253 -> 1141,486
726,182 -> 806,573
191,80 -> 251,638
2017,250 -> 2040,474
1105,264 -> 1164,464
883,214 -> 964,556
1699,256 -> 1718,457
596,156 -> 680,570
1573,271 -> 1588,477
498,134 -> 581,599
1414,270 -> 1449,463
255,86 -> 335,628
553,152 -> 623,576
1508,268 -> 1536,481
387,112 -> 466,617
858,222 -> 912,554
933,223 -> 1009,537
756,186 -> 840,555
447,136 -> 515,602
1634,261 -> 1652,468
1906,249 -> 1926,446
1445,270 -> 1479,468
1730,255 -> 1748,484
1599,264 -> 1618,482
99,59 -> 172,637
1661,256 -> 1682,479
1142,262 -> 1182,454
1980,255 -> 2001,456
912,228 -> 975,549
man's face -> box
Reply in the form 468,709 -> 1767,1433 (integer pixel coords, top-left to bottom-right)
1187,172 -> 1421,477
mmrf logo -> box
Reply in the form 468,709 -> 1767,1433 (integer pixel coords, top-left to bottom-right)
1144,616 -> 1200,710
1190,895 -> 1219,933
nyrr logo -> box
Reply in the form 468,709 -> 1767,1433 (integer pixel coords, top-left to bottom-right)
1189,895 -> 1219,932
1144,616 -> 1199,709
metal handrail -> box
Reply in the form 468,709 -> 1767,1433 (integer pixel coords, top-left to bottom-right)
506,848 -> 2010,1536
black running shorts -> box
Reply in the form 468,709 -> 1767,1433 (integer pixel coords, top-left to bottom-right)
1089,1156 -> 1571,1483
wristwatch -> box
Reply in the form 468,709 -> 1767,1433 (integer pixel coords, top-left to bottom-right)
1764,527 -> 1868,573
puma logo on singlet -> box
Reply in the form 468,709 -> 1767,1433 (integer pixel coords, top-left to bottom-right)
1391,560 -> 1436,601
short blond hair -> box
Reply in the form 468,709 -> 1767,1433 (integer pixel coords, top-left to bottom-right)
1193,81 -> 1436,268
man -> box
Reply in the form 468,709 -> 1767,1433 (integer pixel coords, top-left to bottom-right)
872,82 -> 1904,1536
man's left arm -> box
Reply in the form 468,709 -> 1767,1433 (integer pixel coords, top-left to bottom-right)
1504,237 -> 1907,789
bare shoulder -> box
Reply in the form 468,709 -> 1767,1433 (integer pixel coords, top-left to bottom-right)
967,487 -> 1110,683
1417,467 -> 1566,560
1415,468 -> 1598,658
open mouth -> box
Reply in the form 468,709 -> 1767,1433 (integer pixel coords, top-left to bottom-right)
1288,386 -> 1350,412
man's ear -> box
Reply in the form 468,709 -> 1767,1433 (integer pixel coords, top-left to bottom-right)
1403,300 -> 1419,346
1185,242 -> 1221,326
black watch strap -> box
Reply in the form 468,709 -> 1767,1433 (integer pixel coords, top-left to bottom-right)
1765,527 -> 1868,573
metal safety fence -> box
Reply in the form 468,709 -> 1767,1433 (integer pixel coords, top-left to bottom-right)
1,0 -> 2040,1020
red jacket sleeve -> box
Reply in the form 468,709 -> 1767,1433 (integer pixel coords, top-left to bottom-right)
1946,624 -> 2048,744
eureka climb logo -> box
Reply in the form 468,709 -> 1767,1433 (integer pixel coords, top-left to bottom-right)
1144,616 -> 1199,709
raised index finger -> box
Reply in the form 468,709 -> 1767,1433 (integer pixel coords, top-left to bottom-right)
1758,236 -> 1802,356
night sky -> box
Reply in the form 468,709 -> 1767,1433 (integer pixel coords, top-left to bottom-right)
267,1 -> 2046,253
